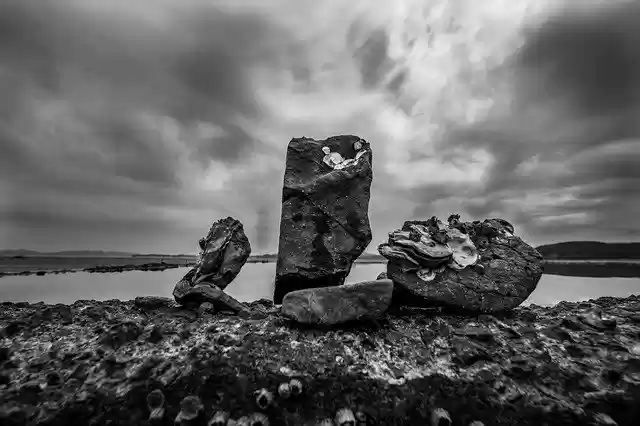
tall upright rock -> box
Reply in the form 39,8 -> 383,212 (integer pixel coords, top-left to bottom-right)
273,135 -> 373,304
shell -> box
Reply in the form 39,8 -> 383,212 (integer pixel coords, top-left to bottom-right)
335,408 -> 356,426
446,231 -> 478,270
208,411 -> 229,426
288,378 -> 303,396
416,268 -> 436,282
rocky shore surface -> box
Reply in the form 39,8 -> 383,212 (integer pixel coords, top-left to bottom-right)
1,295 -> 639,425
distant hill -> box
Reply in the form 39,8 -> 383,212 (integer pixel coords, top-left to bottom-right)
536,241 -> 640,260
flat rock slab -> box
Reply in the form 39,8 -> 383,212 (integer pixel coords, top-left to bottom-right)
281,279 -> 393,325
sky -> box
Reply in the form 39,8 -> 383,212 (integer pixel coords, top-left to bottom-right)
1,0 -> 639,254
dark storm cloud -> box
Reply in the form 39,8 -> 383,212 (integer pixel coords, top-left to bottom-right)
0,0 -> 304,251
411,0 -> 640,242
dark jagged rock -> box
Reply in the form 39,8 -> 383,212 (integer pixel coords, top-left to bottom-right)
380,216 -> 543,313
172,217 -> 251,313
274,135 -> 373,304
193,216 -> 251,290
281,279 -> 394,325
1,296 -> 639,425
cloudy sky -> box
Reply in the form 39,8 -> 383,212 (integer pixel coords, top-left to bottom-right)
1,0 -> 639,254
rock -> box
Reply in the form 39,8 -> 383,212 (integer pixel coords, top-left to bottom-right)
176,217 -> 250,294
380,216 -> 543,313
376,272 -> 387,280
195,217 -> 251,290
134,296 -> 175,310
280,279 -> 393,325
172,267 -> 249,315
273,135 -> 373,304
172,217 -> 252,313
197,302 -> 215,317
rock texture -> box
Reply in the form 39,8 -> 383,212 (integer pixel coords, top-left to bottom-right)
280,279 -> 394,325
173,217 -> 251,312
1,296 -> 640,425
274,135 -> 373,304
380,216 -> 543,313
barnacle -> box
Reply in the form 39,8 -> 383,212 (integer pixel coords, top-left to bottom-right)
248,412 -> 270,426
175,395 -> 204,424
236,417 -> 250,426
416,268 -> 436,282
430,408 -> 451,426
288,378 -> 303,396
335,408 -> 356,426
277,382 -> 291,399
146,389 -> 165,421
254,388 -> 274,410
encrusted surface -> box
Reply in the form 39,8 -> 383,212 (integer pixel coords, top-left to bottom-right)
382,217 -> 543,313
1,295 -> 639,425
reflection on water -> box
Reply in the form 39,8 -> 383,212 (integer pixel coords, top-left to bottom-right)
0,263 -> 639,306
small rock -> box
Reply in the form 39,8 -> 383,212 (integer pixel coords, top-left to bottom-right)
281,279 -> 393,325
147,389 -> 165,421
198,302 -> 215,317
134,296 -> 175,309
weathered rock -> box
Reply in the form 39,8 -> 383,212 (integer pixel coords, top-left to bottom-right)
194,216 -> 251,290
274,135 -> 373,304
173,269 -> 249,313
172,217 -> 251,312
280,279 -> 393,325
381,216 -> 543,313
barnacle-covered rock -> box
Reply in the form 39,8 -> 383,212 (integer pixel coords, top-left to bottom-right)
380,216 -> 543,313
173,217 -> 251,311
274,135 -> 373,304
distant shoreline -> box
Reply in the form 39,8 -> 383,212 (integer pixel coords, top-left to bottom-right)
1,255 -> 640,278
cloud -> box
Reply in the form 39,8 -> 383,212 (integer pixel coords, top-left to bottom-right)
0,0 -> 637,253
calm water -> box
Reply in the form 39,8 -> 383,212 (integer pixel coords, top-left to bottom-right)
0,263 -> 639,306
